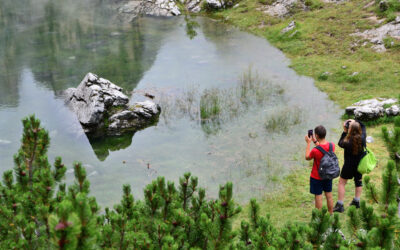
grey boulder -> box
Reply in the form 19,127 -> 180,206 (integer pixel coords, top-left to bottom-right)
65,73 -> 160,137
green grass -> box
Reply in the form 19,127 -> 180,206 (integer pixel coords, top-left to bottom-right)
211,0 -> 400,107
208,0 -> 399,235
233,126 -> 390,238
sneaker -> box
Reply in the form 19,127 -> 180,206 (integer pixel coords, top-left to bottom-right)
349,199 -> 360,208
333,202 -> 344,213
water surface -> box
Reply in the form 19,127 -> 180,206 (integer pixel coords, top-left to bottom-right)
0,1 -> 341,207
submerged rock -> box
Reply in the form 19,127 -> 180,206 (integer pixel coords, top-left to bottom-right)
345,98 -> 398,120
64,73 -> 160,137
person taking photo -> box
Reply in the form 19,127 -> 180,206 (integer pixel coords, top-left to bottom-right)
305,125 -> 334,214
333,119 -> 366,213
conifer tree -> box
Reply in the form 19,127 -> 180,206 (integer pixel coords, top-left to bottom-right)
3,114 -> 400,248
382,116 -> 400,216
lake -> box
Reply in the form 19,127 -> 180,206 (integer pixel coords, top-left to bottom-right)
0,0 -> 341,207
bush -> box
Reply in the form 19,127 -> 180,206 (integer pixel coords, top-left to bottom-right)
304,0 -> 323,10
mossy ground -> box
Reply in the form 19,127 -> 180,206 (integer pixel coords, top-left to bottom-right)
210,0 -> 399,233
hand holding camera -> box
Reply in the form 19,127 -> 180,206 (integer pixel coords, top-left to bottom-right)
343,119 -> 353,133
305,129 -> 316,144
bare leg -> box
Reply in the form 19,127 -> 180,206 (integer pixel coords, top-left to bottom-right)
325,192 -> 333,214
315,195 -> 323,209
355,186 -> 362,199
338,177 -> 348,202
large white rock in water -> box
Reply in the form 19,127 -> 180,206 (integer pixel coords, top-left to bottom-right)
65,73 -> 161,137
117,0 -> 182,22
345,98 -> 398,121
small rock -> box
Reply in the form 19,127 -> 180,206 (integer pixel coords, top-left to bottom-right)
281,21 -> 296,34
351,72 -> 359,76
341,65 -> 347,69
366,136 -> 374,143
233,3 -> 239,8
289,30 -> 298,38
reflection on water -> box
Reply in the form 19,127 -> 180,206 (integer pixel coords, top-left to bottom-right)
0,0 -> 342,207
0,0 -> 171,99
88,132 -> 136,161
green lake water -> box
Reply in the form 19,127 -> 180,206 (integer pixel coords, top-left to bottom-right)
0,0 -> 342,207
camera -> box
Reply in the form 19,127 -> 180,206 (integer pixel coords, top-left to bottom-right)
345,120 -> 351,129
308,129 -> 313,138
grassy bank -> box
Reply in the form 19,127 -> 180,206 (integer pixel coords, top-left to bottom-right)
211,0 -> 400,107
234,126 -> 390,237
208,0 -> 399,232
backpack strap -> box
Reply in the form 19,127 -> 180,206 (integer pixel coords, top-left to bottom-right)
328,143 -> 333,152
316,145 -> 328,155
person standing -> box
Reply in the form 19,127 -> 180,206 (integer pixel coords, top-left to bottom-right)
333,119 -> 366,213
305,125 -> 334,214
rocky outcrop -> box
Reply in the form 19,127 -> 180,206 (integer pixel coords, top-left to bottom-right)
352,16 -> 400,52
345,98 -> 399,120
187,0 -> 202,12
116,0 -> 231,21
117,0 -> 181,22
65,73 -> 160,137
258,0 -> 305,18
206,0 -> 225,9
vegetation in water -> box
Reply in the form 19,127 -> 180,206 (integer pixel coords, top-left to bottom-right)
264,107 -> 302,133
160,69 -> 285,134
1,115 -> 399,248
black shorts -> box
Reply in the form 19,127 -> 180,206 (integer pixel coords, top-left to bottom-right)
340,165 -> 363,187
310,177 -> 332,195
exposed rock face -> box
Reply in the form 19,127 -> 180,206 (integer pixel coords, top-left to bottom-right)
352,16 -> 400,52
345,98 -> 399,120
65,73 -> 161,137
117,0 -> 181,22
206,0 -> 225,9
260,0 -> 305,18
187,0 -> 202,12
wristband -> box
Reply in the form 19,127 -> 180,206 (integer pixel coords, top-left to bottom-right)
313,141 -> 317,144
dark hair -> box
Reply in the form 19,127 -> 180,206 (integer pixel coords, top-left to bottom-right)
314,125 -> 326,139
345,122 -> 362,155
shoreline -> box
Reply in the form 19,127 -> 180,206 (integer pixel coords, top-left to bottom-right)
202,1 -> 396,229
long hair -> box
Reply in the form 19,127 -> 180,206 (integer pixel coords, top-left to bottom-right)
344,122 -> 362,155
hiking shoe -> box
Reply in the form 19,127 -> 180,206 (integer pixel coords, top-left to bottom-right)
349,199 -> 360,208
333,202 -> 344,213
